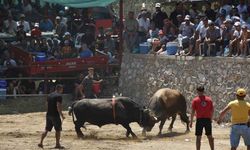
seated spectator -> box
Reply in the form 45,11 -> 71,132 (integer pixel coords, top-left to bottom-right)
16,24 -> 26,42
204,21 -> 221,56
204,2 -> 216,21
79,43 -> 93,58
240,24 -> 250,57
17,14 -> 30,33
104,31 -> 116,54
39,38 -> 49,54
162,19 -> 177,42
228,22 -> 242,56
31,23 -> 41,38
39,16 -> 53,32
154,30 -> 168,54
55,16 -> 67,39
96,27 -> 106,51
215,11 -> 226,27
178,15 -> 195,49
220,19 -> 233,55
3,15 -> 17,34
71,18 -> 84,36
60,32 -> 75,58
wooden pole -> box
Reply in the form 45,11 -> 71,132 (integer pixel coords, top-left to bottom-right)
118,0 -> 124,64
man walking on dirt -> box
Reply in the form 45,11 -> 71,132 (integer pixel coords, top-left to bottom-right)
190,85 -> 214,150
217,88 -> 250,150
38,84 -> 65,149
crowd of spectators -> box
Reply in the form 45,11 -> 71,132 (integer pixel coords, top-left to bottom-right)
0,0 -> 119,97
124,0 -> 250,57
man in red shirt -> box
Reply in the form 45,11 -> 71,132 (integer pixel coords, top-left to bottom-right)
31,23 -> 41,38
190,85 -> 214,150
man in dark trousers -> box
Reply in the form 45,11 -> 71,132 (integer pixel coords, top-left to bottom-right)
38,84 -> 65,149
82,67 -> 103,98
152,3 -> 168,30
190,85 -> 214,150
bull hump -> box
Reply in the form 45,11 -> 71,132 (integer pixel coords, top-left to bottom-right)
154,88 -> 181,97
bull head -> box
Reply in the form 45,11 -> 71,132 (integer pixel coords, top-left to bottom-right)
140,108 -> 158,132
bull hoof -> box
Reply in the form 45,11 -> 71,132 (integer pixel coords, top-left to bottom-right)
132,135 -> 138,139
142,131 -> 146,137
168,128 -> 173,132
77,134 -> 84,139
185,129 -> 190,133
157,133 -> 162,137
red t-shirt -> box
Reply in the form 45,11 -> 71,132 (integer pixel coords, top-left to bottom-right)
31,28 -> 41,37
192,95 -> 213,119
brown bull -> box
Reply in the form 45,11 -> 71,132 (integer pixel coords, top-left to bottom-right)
143,88 -> 190,136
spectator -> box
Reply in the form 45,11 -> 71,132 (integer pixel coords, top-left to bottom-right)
138,11 -> 150,43
124,11 -> 138,52
39,38 -> 49,54
204,21 -> 221,56
55,16 -> 67,39
152,3 -> 168,30
239,24 -> 250,57
189,3 -> 200,20
71,18 -> 84,36
79,43 -> 93,58
220,19 -> 233,55
162,18 -> 177,42
219,0 -> 232,17
215,11 -> 226,27
31,23 -> 41,38
104,31 -> 116,55
23,79 -> 36,94
204,2 -> 216,21
170,2 -> 189,27
22,0 -> 32,15
39,16 -> 53,32
237,0 -> 248,16
178,15 -> 195,49
228,22 -> 242,56
16,24 -> 26,42
176,14 -> 184,28
60,32 -> 75,58
82,67 -> 103,98
17,14 -> 30,33
155,30 -> 168,55
3,15 -> 17,34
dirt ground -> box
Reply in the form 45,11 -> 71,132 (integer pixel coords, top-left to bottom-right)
0,112 -> 247,150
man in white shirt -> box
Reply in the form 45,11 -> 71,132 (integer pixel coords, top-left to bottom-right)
3,15 -> 17,34
178,15 -> 195,48
17,14 -> 30,33
137,11 -> 150,43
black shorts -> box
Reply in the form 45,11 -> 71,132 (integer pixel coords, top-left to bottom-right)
45,116 -> 62,131
195,118 -> 212,136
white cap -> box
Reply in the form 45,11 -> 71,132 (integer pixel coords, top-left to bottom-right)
56,16 -> 61,20
34,23 -> 39,27
64,32 -> 71,36
184,15 -> 190,20
234,21 -> 241,27
155,3 -> 161,7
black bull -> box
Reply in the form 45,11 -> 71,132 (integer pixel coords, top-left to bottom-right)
68,97 -> 157,138
143,88 -> 190,136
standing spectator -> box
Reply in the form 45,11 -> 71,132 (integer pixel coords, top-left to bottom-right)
204,2 -> 216,21
219,0 -> 232,17
16,24 -> 26,42
138,11 -> 150,43
82,67 -> 103,99
152,3 -> 168,30
3,15 -> 17,34
124,11 -> 138,52
189,3 -> 200,20
217,88 -> 250,150
22,0 -> 32,15
162,18 -> 177,42
74,73 -> 84,100
170,2 -> 189,27
190,85 -> 214,150
60,32 -> 75,58
31,23 -> 41,38
38,84 -> 65,149
237,0 -> 248,17
17,14 -> 30,33
39,16 -> 53,32
104,31 -> 116,54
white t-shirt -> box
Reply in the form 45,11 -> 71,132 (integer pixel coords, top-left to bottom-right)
4,20 -> 17,34
17,20 -> 30,33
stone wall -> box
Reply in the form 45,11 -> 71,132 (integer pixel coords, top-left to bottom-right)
119,54 -> 250,117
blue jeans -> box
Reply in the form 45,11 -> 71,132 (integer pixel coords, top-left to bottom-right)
230,124 -> 250,147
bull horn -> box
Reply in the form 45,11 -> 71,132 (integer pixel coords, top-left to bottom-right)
153,117 -> 158,121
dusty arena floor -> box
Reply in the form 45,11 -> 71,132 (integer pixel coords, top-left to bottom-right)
0,112 -> 247,150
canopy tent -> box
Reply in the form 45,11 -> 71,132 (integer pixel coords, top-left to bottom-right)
42,0 -> 117,8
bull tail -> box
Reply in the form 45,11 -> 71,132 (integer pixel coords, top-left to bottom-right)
179,94 -> 189,124
68,102 -> 77,123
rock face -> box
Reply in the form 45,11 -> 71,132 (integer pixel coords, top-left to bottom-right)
119,54 -> 250,119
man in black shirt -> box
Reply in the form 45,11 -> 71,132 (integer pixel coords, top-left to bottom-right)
152,3 -> 168,30
38,84 -> 65,149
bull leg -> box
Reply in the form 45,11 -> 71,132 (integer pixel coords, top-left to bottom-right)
74,121 -> 84,138
142,128 -> 146,137
168,114 -> 177,132
122,123 -> 137,138
180,113 -> 190,132
158,118 -> 167,136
